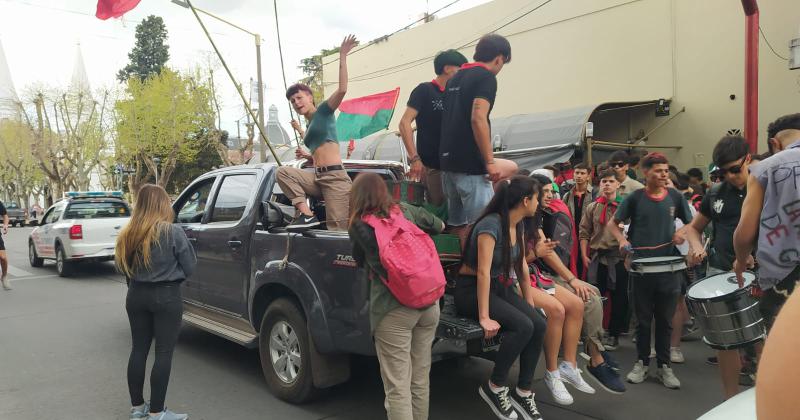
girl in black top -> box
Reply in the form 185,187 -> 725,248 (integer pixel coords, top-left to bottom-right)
455,176 -> 547,420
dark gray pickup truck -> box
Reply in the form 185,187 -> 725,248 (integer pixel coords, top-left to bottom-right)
174,160 -> 492,403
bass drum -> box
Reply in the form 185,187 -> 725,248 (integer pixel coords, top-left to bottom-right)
686,271 -> 764,350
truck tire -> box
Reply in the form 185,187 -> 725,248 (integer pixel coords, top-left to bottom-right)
259,298 -> 320,403
29,241 -> 44,267
55,244 -> 73,277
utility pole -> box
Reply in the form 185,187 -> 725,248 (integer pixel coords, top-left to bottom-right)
256,34 -> 266,162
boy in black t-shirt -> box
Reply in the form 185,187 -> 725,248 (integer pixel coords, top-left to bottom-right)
607,153 -> 692,390
439,34 -> 518,241
399,49 -> 468,207
685,135 -> 752,400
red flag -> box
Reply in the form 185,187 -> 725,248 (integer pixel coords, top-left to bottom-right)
96,0 -> 142,20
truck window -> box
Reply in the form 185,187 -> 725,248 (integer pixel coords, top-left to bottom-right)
210,174 -> 257,223
64,201 -> 130,219
176,178 -> 216,224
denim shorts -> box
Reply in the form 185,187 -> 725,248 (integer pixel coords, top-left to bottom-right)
441,171 -> 493,226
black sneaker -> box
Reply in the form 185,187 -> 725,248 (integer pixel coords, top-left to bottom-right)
478,382 -> 519,420
510,390 -> 542,420
587,362 -> 626,394
287,214 -> 320,231
706,356 -> 719,366
601,351 -> 621,372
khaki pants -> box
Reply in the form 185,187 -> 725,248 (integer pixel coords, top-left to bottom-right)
275,166 -> 352,231
374,304 -> 440,420
553,275 -> 606,352
423,168 -> 444,207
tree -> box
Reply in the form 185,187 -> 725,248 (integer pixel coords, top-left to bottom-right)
0,119 -> 46,209
298,45 -> 342,104
167,130 -> 223,194
115,68 -> 216,197
117,15 -> 170,82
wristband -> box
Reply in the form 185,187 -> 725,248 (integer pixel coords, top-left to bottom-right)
408,155 -> 421,164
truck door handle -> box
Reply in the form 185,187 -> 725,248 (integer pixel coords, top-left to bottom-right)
228,240 -> 242,248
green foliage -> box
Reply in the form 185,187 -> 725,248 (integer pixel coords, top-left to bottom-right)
115,68 -> 217,190
298,45 -> 341,104
117,15 -> 170,82
0,119 -> 46,206
167,130 -> 223,194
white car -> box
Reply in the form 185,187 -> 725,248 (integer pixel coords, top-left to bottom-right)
28,192 -> 131,277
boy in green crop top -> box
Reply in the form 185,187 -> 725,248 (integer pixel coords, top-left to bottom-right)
276,35 -> 357,231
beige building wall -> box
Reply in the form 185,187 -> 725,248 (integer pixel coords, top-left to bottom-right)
323,0 -> 800,170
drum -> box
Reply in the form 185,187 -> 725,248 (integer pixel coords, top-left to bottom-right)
630,256 -> 687,274
686,272 -> 765,350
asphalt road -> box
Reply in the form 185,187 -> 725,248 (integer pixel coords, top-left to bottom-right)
0,227 -> 738,419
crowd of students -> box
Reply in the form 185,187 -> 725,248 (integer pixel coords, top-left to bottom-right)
246,30 -> 800,420
83,15 -> 800,417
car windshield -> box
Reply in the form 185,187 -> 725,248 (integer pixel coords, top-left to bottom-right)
63,201 -> 130,219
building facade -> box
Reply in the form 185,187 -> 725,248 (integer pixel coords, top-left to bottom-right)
323,0 -> 800,170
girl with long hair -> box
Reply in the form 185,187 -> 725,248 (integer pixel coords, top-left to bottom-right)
348,173 -> 445,420
117,184 -> 196,420
455,175 -> 547,420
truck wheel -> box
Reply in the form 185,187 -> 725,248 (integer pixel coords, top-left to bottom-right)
56,244 -> 73,277
29,241 -> 44,267
259,298 -> 320,403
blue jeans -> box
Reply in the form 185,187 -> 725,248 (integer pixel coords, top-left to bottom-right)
441,171 -> 493,226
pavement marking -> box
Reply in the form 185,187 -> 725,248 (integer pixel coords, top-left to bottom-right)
7,274 -> 58,281
7,265 -> 33,278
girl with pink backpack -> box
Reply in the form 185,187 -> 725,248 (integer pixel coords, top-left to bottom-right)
348,173 -> 446,420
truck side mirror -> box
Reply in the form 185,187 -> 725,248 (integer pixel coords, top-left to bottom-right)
262,201 -> 292,228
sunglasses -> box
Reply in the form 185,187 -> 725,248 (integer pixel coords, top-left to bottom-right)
716,157 -> 747,176
610,162 -> 626,168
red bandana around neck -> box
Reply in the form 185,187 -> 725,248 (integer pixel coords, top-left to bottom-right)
461,62 -> 490,71
595,195 -> 623,225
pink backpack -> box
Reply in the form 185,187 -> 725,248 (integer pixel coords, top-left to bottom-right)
362,207 -> 445,309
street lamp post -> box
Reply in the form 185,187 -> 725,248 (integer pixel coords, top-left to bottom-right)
172,0 -> 267,162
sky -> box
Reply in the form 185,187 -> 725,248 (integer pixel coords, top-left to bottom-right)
0,0 -> 490,138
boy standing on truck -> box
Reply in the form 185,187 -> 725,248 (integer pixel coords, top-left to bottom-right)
439,34 -> 518,242
399,49 -> 468,208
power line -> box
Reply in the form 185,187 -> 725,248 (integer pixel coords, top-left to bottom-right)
326,0 -> 465,64
337,0 -> 554,84
759,26 -> 789,61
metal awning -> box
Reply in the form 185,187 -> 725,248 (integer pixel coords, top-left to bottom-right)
338,100 -> 665,170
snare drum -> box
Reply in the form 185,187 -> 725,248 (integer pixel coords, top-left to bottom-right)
686,272 -> 765,350
631,256 -> 687,274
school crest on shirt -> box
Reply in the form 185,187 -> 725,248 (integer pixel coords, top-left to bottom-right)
432,98 -> 444,111
713,199 -> 724,214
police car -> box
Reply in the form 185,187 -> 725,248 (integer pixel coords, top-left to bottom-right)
28,192 -> 131,277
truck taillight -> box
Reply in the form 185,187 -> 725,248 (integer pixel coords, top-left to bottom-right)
69,225 -> 83,240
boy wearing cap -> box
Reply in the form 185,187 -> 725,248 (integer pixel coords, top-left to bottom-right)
399,49 -> 468,207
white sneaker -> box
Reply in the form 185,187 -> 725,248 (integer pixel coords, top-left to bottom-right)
558,361 -> 596,394
657,364 -> 681,389
545,370 -> 574,405
1,275 -> 11,290
626,360 -> 648,384
670,347 -> 685,364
